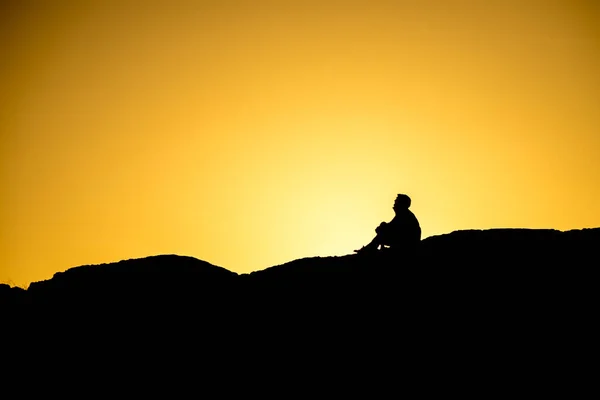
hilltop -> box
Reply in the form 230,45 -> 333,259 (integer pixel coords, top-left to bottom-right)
3,227 -> 597,312
2,227 -> 597,391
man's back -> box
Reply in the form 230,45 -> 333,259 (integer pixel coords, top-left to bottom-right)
389,208 -> 421,246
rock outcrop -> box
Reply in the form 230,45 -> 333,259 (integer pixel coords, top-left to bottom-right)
2,228 -> 597,390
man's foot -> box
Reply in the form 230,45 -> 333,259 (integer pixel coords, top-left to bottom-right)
354,245 -> 378,255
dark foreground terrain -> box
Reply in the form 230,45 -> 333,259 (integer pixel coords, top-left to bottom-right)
2,228 -> 598,393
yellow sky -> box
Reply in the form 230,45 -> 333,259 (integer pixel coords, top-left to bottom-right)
1,0 -> 599,287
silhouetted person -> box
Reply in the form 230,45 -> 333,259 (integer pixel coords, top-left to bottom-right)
355,194 -> 421,255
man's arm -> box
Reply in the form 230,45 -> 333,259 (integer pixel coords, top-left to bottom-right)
375,222 -> 388,234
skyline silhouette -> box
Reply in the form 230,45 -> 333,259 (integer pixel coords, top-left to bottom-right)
5,228 -> 596,396
4,228 -> 597,383
3,225 -> 598,289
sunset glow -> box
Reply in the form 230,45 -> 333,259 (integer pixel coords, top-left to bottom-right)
2,0 -> 599,287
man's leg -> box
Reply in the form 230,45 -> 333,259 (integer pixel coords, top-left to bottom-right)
354,235 -> 382,254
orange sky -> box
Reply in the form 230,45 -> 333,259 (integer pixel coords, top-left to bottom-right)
1,0 -> 599,288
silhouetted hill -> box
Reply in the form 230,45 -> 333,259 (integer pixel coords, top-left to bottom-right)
2,228 -> 597,392
4,227 -> 598,317
27,254 -> 237,308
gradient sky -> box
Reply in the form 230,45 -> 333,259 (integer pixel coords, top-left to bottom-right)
2,0 -> 599,287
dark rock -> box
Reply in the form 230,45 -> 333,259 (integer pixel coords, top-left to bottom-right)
4,227 -> 598,387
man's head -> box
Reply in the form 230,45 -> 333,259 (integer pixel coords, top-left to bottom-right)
393,194 -> 411,212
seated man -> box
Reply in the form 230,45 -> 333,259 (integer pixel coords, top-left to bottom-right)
355,194 -> 421,255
